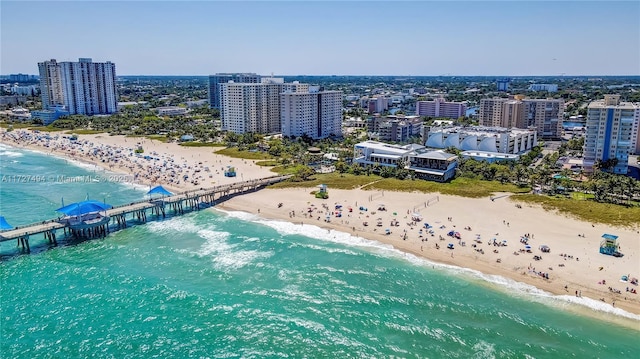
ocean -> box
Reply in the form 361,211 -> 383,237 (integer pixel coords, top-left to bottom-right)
1,143 -> 639,358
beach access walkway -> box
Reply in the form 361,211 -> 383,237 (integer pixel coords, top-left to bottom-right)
0,175 -> 291,254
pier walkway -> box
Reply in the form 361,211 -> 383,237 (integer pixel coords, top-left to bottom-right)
0,175 -> 291,253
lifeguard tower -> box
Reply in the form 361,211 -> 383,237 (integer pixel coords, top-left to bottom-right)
224,166 -> 236,177
600,233 -> 623,257
315,184 -> 328,199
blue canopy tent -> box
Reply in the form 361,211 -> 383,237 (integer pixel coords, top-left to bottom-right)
56,200 -> 113,216
147,185 -> 173,197
0,216 -> 13,230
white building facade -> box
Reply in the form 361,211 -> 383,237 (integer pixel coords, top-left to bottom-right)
583,95 -> 639,174
480,97 -> 563,139
280,88 -> 342,139
39,58 -> 117,115
353,141 -> 458,182
415,98 -> 467,119
424,126 -> 537,154
220,80 -> 310,134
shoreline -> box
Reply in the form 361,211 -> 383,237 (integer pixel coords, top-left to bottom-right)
1,129 -> 275,193
219,187 -> 640,325
3,129 -> 639,328
220,206 -> 640,329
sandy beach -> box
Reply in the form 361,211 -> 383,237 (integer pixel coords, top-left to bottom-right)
1,129 -> 275,193
2,128 -> 639,321
221,187 -> 640,318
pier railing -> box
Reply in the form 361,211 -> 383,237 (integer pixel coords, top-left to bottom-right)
0,174 -> 291,243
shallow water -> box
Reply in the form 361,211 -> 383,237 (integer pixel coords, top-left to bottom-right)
1,144 -> 639,358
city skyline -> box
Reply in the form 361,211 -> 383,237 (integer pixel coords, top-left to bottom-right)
1,1 -> 639,76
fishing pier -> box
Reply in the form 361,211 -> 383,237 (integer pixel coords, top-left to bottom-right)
0,175 -> 290,254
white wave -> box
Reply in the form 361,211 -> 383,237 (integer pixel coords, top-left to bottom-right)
197,229 -> 273,271
472,340 -> 496,359
220,210 -> 640,322
0,150 -> 23,158
146,216 -> 204,235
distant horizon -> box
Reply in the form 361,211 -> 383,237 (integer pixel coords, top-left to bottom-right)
5,73 -> 640,78
2,1 -> 638,76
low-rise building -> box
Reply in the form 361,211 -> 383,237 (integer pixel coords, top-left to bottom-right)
353,140 -> 457,182
424,125 -> 537,154
460,151 -> 520,163
32,105 -> 70,125
9,107 -> 31,121
0,95 -> 27,106
528,84 -> 558,92
156,106 -> 187,116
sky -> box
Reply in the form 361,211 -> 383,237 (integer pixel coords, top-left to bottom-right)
1,1 -> 639,76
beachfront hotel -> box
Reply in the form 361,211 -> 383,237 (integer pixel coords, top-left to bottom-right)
353,140 -> 458,182
280,87 -> 343,139
583,95 -> 640,174
38,58 -> 117,116
219,79 -> 309,134
415,97 -> 467,119
424,125 -> 537,157
479,97 -> 564,139
208,73 -> 261,109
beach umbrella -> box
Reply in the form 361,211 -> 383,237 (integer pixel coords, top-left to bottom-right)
0,216 -> 13,230
56,200 -> 113,216
525,245 -> 531,250
147,185 -> 173,197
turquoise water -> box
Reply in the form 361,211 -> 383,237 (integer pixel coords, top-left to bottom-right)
1,144 -> 639,358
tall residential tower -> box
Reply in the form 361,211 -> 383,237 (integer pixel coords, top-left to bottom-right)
479,97 -> 563,139
219,79 -> 308,134
583,95 -> 639,174
208,73 -> 261,109
281,87 -> 343,139
38,58 -> 117,115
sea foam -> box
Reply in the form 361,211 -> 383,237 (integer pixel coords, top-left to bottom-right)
221,209 -> 640,322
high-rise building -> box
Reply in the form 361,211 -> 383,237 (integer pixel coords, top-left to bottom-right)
479,97 -> 564,139
523,99 -> 564,139
38,58 -> 117,115
496,78 -> 510,91
362,96 -> 388,114
280,87 -> 342,139
219,80 -> 309,134
208,73 -> 261,109
38,59 -> 65,110
367,115 -> 422,142
479,98 -> 523,128
583,95 -> 639,174
415,97 -> 467,119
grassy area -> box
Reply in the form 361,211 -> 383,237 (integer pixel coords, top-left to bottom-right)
270,173 -> 383,190
66,129 -> 105,135
255,160 -> 279,167
364,177 -> 530,198
29,126 -> 66,132
512,194 -> 640,227
270,165 -> 298,175
145,135 -> 170,143
215,148 -> 274,160
179,141 -> 226,147
1,123 -> 33,129
270,173 -> 530,197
